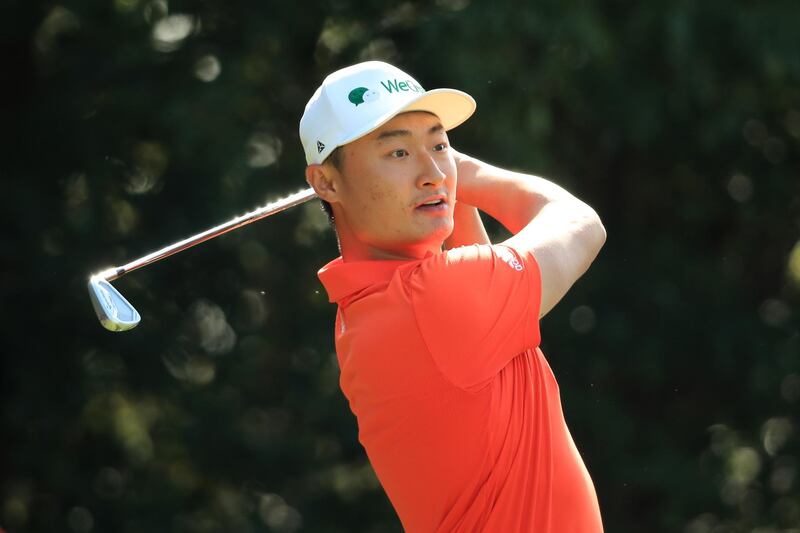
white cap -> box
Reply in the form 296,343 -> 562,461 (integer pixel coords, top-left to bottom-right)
299,61 -> 476,165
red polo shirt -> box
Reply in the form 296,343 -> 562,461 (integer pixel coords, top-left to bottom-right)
318,244 -> 602,532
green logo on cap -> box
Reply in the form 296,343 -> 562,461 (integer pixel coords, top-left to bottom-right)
348,87 -> 380,106
349,87 -> 369,106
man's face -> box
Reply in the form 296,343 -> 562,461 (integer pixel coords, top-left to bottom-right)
328,111 -> 457,260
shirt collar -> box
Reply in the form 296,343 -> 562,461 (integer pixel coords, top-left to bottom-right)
317,251 -> 435,304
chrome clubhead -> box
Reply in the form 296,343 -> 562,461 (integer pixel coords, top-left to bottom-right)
88,276 -> 141,332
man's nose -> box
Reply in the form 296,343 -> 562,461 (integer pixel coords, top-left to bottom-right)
416,152 -> 446,188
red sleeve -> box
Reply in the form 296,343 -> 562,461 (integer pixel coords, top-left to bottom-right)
408,244 -> 542,391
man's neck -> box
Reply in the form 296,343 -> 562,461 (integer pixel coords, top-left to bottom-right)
335,226 -> 441,262
339,240 -> 441,263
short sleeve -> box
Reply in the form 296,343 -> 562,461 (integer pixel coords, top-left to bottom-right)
408,244 -> 541,391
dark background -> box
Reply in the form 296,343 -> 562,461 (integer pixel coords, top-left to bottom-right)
3,1 -> 799,531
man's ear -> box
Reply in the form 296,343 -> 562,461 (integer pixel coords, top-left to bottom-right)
305,164 -> 341,204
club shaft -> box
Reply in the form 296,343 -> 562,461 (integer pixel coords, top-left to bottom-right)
99,188 -> 318,281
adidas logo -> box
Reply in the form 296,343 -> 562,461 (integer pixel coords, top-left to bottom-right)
496,247 -> 524,271
317,140 -> 325,153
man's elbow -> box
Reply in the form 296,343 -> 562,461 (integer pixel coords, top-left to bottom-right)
590,210 -> 607,252
578,205 -> 607,263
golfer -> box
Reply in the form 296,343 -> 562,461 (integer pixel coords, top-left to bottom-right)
300,61 -> 606,532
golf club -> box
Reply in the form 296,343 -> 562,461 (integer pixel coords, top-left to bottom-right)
88,187 -> 318,332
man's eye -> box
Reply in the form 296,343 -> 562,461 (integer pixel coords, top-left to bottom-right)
433,143 -> 448,152
390,149 -> 408,158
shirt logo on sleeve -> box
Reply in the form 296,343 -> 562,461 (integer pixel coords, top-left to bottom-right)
496,247 -> 524,271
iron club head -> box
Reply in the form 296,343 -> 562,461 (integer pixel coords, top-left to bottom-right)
88,275 -> 141,332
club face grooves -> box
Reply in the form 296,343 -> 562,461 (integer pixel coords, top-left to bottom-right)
87,277 -> 141,332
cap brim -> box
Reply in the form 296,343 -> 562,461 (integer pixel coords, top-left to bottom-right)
338,88 -> 476,146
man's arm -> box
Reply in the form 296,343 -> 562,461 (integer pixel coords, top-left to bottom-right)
443,202 -> 491,249
453,151 -> 606,318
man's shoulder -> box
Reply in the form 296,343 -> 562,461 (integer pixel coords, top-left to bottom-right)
409,244 -> 531,282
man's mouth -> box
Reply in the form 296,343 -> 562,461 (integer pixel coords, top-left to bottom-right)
415,195 -> 448,211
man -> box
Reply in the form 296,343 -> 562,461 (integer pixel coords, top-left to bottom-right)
300,61 -> 606,532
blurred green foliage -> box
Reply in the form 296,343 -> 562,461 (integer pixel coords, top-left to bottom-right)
2,0 -> 799,531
